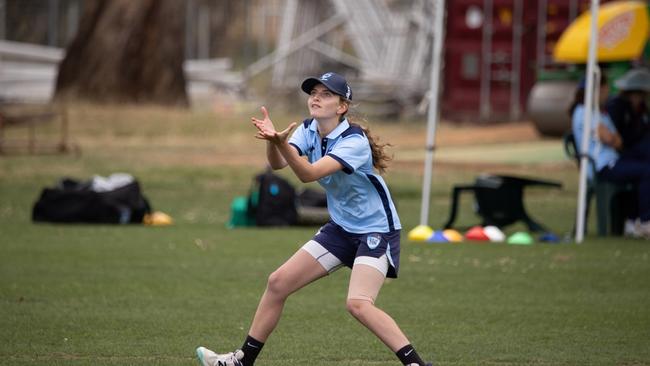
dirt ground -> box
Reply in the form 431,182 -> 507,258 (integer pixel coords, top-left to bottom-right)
384,119 -> 543,148
373,119 -> 569,175
23,104 -> 564,175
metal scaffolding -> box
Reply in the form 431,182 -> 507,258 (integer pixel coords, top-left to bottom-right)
245,0 -> 438,112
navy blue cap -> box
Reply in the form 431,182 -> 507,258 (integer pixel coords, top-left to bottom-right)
301,72 -> 352,100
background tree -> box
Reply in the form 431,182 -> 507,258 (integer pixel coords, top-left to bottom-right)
55,0 -> 188,106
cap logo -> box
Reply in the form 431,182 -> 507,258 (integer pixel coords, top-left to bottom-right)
345,85 -> 351,99
320,72 -> 334,81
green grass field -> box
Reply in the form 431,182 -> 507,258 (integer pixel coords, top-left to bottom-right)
1,105 -> 649,365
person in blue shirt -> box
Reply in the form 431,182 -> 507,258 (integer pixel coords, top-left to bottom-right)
570,75 -> 650,238
196,72 -> 431,366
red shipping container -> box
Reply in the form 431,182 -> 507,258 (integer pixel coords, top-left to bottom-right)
441,0 -> 609,122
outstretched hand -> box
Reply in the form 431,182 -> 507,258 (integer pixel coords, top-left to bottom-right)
251,106 -> 275,136
251,106 -> 297,145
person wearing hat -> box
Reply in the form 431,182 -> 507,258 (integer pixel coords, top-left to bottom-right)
196,72 -> 432,366
570,74 -> 650,238
606,68 -> 650,159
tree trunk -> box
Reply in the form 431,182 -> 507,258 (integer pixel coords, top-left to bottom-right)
55,0 -> 188,106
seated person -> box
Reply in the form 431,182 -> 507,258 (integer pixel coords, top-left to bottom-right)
570,75 -> 650,238
606,68 -> 650,160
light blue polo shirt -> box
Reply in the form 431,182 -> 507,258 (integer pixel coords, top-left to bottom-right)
571,105 -> 620,180
289,118 -> 401,234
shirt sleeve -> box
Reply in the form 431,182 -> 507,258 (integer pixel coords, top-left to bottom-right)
571,106 -> 585,154
288,123 -> 309,156
327,135 -> 371,174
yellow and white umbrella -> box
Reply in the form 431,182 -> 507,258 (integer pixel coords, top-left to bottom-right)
554,0 -> 649,63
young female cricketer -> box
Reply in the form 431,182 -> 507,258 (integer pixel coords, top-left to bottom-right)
196,72 -> 431,366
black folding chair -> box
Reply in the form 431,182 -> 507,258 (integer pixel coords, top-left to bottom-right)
443,174 -> 562,232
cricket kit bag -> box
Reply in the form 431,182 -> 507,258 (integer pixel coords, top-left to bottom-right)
32,175 -> 151,224
250,170 -> 298,226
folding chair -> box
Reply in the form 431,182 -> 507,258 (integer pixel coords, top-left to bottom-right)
443,174 -> 562,232
563,132 -> 635,236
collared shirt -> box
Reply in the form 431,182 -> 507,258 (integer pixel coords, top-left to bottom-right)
572,105 -> 620,180
288,118 -> 401,234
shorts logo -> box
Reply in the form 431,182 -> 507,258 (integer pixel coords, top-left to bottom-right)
366,234 -> 381,250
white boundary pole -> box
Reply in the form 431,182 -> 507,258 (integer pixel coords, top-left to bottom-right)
510,0 -> 523,120
575,0 -> 600,243
418,0 -> 446,227
479,0 -> 493,121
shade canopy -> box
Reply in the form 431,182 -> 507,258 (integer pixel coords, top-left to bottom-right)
553,1 -> 648,63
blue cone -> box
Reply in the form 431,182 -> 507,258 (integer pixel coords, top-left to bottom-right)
427,230 -> 450,243
539,232 -> 560,243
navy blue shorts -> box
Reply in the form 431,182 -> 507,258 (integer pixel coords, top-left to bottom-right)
312,221 -> 401,278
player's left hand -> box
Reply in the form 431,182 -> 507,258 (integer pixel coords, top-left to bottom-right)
256,122 -> 297,145
270,122 -> 298,144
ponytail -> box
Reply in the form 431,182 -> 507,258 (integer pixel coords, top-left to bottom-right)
340,100 -> 392,174
364,124 -> 392,174
348,121 -> 392,174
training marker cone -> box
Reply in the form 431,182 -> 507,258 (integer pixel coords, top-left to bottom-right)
408,225 -> 434,242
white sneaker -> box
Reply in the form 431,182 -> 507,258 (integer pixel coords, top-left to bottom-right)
195,346 -> 244,366
637,220 -> 650,239
624,219 -> 641,238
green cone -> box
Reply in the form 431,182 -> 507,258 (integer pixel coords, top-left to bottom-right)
507,231 -> 534,245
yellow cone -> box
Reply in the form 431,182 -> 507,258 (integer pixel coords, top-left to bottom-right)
408,225 -> 434,242
143,211 -> 174,226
